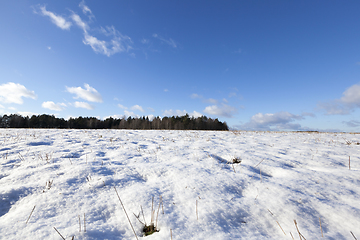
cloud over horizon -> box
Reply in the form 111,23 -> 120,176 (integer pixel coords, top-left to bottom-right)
0,82 -> 37,104
203,103 -> 237,118
163,109 -> 202,118
130,105 -> 145,112
73,101 -> 94,110
237,111 -> 309,131
42,101 -> 66,111
66,83 -> 102,103
318,83 -> 360,115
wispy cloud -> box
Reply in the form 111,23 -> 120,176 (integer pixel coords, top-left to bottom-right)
191,93 -> 202,99
141,38 -> 150,44
79,0 -> 94,20
118,104 -> 128,109
191,94 -> 219,104
71,12 -> 89,32
85,26 -> 132,57
343,120 -> 360,128
66,83 -> 102,103
42,101 -> 66,111
0,82 -> 37,104
237,111 -> 309,131
74,101 -> 94,110
36,3 -> 132,57
228,92 -> 237,98
318,83 -> 360,115
130,105 -> 145,112
205,98 -> 218,104
72,11 -> 132,57
203,103 -> 237,118
152,33 -> 177,48
234,48 -> 242,54
36,5 -> 72,30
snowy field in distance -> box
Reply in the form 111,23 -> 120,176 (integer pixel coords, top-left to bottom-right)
0,129 -> 359,240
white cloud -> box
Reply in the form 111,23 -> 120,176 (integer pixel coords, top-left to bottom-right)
0,104 -> 4,108
318,84 -> 360,115
124,110 -> 138,118
163,109 -> 187,116
104,114 -> 125,120
340,84 -> 360,105
16,111 -> 38,117
162,109 -> 202,118
147,115 -> 155,121
190,111 -> 203,118
203,103 -> 237,118
71,13 -> 89,32
118,104 -> 128,109
70,13 -> 128,57
148,107 -> 155,112
152,33 -> 177,48
130,105 -> 145,112
79,0 -> 94,20
164,89 -> 169,92
38,6 -> 72,30
42,101 -> 66,111
74,101 -> 94,110
66,83 -> 102,102
36,3 -> 132,57
0,82 -> 37,104
83,26 -> 132,57
250,112 -> 303,125
238,111 -> 307,131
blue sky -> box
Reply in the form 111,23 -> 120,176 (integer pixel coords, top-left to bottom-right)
1,0 -> 360,131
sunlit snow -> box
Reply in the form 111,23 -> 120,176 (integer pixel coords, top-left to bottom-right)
0,129 -> 359,239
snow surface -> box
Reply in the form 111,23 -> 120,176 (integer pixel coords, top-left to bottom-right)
0,129 -> 359,240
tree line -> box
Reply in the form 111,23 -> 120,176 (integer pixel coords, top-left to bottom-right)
0,114 -> 228,130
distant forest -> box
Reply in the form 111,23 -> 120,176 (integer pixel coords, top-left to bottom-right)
0,114 -> 228,130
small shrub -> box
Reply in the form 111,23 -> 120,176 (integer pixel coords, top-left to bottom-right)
232,157 -> 241,164
143,223 -> 158,236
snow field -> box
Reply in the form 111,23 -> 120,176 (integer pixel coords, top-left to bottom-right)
0,129 -> 359,239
